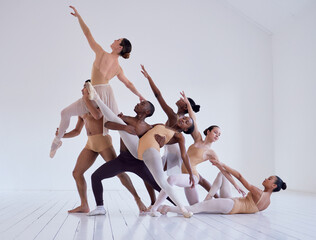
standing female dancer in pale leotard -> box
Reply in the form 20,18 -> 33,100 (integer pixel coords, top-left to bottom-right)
159,159 -> 287,215
50,6 -> 144,158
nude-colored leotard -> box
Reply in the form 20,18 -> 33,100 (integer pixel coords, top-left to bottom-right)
229,192 -> 260,214
138,125 -> 175,160
181,145 -> 207,179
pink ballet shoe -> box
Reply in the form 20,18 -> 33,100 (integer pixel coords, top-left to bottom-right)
50,138 -> 62,158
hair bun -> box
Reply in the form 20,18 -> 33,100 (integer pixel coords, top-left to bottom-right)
193,105 -> 200,113
281,182 -> 287,190
122,52 -> 130,59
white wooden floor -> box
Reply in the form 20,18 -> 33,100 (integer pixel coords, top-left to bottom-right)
0,190 -> 315,240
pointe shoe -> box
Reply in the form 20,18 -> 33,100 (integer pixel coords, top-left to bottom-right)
182,211 -> 193,218
87,207 -> 106,216
149,210 -> 160,217
85,81 -> 97,101
50,138 -> 62,158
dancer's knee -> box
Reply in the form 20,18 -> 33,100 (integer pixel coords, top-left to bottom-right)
167,175 -> 177,186
72,170 -> 83,181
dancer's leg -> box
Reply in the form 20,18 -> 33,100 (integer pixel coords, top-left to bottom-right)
160,198 -> 234,215
92,92 -> 138,158
142,148 -> 192,218
50,98 -> 90,158
205,172 -> 232,201
152,174 -> 199,210
69,148 -> 98,213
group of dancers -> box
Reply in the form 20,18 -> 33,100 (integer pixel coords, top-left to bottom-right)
50,6 -> 287,218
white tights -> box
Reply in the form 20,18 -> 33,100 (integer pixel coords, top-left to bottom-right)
93,96 -> 139,158
56,84 -> 119,140
142,148 -> 190,215
151,174 -> 199,211
165,172 -> 234,214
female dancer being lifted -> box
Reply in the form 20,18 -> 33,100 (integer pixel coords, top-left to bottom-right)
159,159 -> 286,215
50,6 -> 144,158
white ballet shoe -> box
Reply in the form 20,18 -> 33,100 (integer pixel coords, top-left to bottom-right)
149,210 -> 160,217
50,138 -> 62,158
182,211 -> 193,218
87,206 -> 106,216
85,82 -> 98,101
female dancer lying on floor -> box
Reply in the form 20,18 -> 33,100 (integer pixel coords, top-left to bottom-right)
88,84 -> 195,218
50,6 -> 144,158
159,159 -> 287,215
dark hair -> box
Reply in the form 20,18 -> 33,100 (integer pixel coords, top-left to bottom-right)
85,79 -> 91,83
146,101 -> 155,117
273,176 -> 287,192
203,125 -> 220,136
183,119 -> 195,134
119,38 -> 132,59
184,98 -> 200,114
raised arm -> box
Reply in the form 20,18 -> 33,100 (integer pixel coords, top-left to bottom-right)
140,65 -> 176,120
117,68 -> 145,102
56,117 -> 84,138
180,91 -> 202,142
174,133 -> 195,188
69,6 -> 103,54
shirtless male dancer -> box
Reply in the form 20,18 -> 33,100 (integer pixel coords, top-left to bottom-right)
58,83 -> 149,213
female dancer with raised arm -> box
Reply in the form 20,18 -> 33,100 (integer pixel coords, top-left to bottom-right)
140,66 -> 213,194
50,6 -> 144,158
159,159 -> 287,215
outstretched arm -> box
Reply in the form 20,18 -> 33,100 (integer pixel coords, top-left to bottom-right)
104,121 -> 136,135
141,65 -> 176,120
69,6 -> 103,54
180,91 -> 202,142
210,158 -> 259,196
56,117 -> 84,138
117,68 -> 145,102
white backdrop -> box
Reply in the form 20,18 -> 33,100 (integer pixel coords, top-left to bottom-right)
0,0 -> 311,194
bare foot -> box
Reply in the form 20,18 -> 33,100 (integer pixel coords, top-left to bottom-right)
158,205 -> 169,215
136,198 -> 147,213
68,205 -> 90,213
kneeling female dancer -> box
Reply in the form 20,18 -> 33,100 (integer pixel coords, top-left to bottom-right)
50,6 -> 144,158
159,159 -> 286,215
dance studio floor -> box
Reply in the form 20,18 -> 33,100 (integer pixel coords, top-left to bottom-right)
0,189 -> 315,240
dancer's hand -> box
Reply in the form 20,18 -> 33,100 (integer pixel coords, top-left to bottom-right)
69,6 -> 79,17
235,185 -> 246,197
189,173 -> 195,188
154,134 -> 166,148
180,91 -> 190,106
82,87 -> 89,100
139,95 -> 146,102
118,112 -> 124,118
124,125 -> 137,135
140,64 -> 150,79
55,128 -> 59,136
204,193 -> 212,201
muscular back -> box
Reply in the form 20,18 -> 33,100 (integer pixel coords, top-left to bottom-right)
91,51 -> 121,85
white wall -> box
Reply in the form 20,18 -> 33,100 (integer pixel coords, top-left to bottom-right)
273,4 -> 316,193
0,0 -> 274,191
